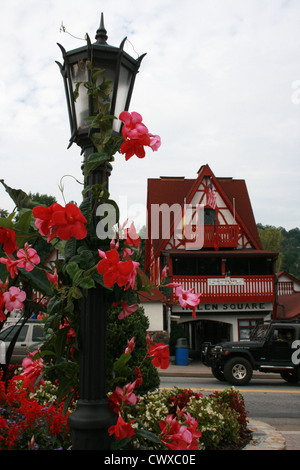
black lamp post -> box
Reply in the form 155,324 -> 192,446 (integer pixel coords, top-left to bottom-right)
56,13 -> 145,450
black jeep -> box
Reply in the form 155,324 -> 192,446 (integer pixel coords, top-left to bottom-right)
202,320 -> 300,385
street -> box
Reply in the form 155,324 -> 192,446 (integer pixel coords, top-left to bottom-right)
160,376 -> 300,450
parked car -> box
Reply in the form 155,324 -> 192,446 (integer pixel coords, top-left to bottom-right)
0,319 -> 44,365
202,320 -> 300,385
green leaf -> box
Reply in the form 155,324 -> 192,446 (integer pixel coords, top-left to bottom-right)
54,327 -> 68,357
16,208 -> 33,233
83,152 -> 112,178
134,428 -> 161,444
19,267 -> 52,297
0,179 -> 38,209
71,286 -> 83,299
113,353 -> 132,377
110,437 -> 131,450
65,262 -> 83,281
79,276 -> 95,289
47,296 -> 65,315
73,81 -> 83,102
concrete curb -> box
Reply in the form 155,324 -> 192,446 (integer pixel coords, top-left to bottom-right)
243,419 -> 286,450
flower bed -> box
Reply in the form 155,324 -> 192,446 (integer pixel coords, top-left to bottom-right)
0,364 -> 250,451
111,386 -> 250,450
0,371 -> 71,450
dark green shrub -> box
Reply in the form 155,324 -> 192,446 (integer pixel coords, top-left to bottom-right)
106,305 -> 159,393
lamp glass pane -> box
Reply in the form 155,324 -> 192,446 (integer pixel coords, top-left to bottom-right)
112,65 -> 132,133
72,61 -> 89,130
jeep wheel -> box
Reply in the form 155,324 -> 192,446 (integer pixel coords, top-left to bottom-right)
211,366 -> 226,382
224,357 -> 253,385
280,370 -> 299,383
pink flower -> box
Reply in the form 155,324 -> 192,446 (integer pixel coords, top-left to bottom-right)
108,382 -> 138,414
146,332 -> 153,347
161,265 -> 168,283
0,291 -> 5,322
123,260 -> 139,291
125,337 -> 135,354
119,111 -> 161,161
167,283 -> 202,319
17,243 -> 40,272
149,134 -> 161,151
158,414 -> 201,451
46,268 -> 59,287
3,286 -> 26,312
118,301 -> 137,320
108,414 -> 135,440
119,111 -> 149,139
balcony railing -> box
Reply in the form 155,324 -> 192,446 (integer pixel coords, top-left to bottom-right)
185,224 -> 239,248
170,274 -> 275,303
277,281 -> 294,296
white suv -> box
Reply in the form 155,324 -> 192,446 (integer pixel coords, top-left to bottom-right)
0,319 -> 44,364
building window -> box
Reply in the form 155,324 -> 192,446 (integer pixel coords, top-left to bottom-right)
238,319 -> 261,340
204,208 -> 216,225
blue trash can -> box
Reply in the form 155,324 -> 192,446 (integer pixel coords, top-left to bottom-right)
175,338 -> 189,365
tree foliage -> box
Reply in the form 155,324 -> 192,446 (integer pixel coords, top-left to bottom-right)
257,223 -> 300,279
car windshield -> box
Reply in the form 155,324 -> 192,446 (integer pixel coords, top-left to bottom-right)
250,323 -> 269,340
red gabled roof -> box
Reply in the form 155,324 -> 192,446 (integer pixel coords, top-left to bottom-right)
137,267 -> 167,303
276,293 -> 300,319
145,164 -> 262,271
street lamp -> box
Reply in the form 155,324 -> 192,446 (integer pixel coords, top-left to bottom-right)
56,13 -> 145,450
56,12 -> 146,153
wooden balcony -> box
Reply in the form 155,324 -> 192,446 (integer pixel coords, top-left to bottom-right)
170,274 -> 275,304
185,224 -> 239,248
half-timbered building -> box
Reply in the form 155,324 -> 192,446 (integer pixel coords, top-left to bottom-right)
145,164 -> 278,355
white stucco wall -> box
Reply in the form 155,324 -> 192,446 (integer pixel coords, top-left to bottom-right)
141,302 -> 164,331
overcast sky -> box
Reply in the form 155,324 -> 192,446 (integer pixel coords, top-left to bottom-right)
1,0 -> 300,231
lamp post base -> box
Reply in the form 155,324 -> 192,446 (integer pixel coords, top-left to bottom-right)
68,399 -> 117,450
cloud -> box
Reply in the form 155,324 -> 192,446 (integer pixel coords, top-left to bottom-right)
0,0 -> 300,232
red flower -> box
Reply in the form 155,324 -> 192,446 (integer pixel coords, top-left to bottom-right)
0,227 -> 17,254
50,203 -> 87,241
134,367 -> 143,389
19,350 -> 44,393
97,249 -> 134,288
0,256 -> 19,278
148,343 -> 170,369
33,203 -> 87,241
123,222 -> 140,247
32,203 -> 62,237
108,414 -> 135,440
120,134 -> 151,161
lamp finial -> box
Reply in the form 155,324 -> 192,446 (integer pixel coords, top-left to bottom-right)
95,12 -> 108,44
